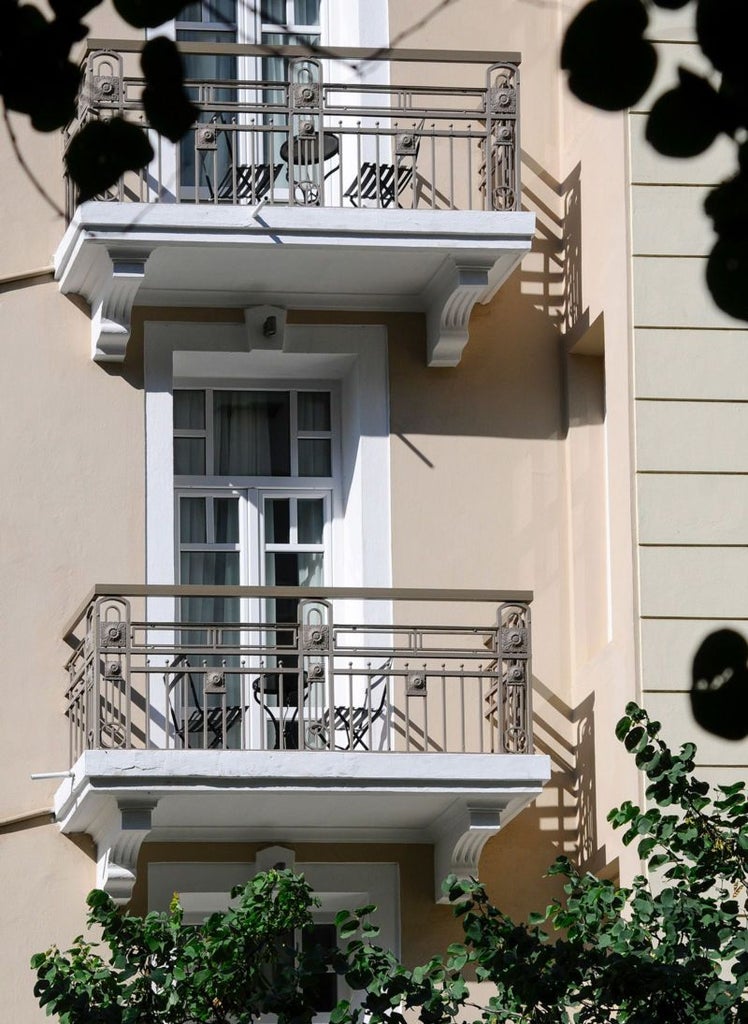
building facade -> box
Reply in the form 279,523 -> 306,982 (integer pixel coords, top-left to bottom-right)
1,1 -> 744,1020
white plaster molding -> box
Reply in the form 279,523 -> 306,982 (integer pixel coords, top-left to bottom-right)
425,262 -> 492,367
53,205 -> 535,363
255,844 -> 297,872
92,801 -> 156,905
244,304 -> 288,350
90,257 -> 147,363
432,804 -> 504,903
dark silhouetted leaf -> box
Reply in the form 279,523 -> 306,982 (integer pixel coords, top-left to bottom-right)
113,0 -> 189,28
646,68 -> 725,156
561,0 -> 656,110
651,0 -> 690,6
48,0 -> 102,18
140,37 -> 198,142
691,628 -> 748,739
0,6 -> 83,130
704,172 -> 748,234
141,35 -> 184,86
697,0 -> 748,84
65,118 -> 154,200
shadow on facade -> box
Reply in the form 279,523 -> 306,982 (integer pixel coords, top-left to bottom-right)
520,151 -> 586,342
479,679 -> 605,919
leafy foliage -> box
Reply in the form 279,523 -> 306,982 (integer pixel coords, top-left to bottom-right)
31,705 -> 748,1024
343,703 -> 748,1024
30,870 -> 371,1024
562,0 -> 748,321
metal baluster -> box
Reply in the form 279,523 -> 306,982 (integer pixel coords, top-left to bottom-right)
422,663 -> 429,751
441,665 -> 447,752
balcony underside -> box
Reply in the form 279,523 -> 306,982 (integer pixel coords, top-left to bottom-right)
54,203 -> 535,366
54,749 -> 550,904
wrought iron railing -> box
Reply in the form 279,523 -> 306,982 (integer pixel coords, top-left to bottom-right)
63,586 -> 533,764
64,42 -> 521,219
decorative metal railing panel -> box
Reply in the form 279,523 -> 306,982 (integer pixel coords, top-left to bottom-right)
64,46 -> 520,219
63,587 -> 532,764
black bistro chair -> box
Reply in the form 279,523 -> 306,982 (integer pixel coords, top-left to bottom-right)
166,655 -> 243,749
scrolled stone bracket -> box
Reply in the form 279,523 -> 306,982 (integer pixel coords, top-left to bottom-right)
93,801 -> 156,904
90,257 -> 148,363
425,261 -> 492,367
432,803 -> 503,903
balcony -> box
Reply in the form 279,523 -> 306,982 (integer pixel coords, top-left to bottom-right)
53,586 -> 549,903
54,43 -> 535,365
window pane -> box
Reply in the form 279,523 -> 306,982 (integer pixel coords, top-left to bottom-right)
265,498 -> 290,544
294,0 -> 320,25
211,0 -> 236,23
178,2 -> 202,21
266,552 -> 323,591
179,0 -> 235,22
215,498 -> 239,543
297,551 -> 323,587
181,551 -> 240,587
180,496 -> 207,543
302,923 -> 338,1012
298,499 -> 324,544
174,390 -> 205,429
214,391 -> 290,476
298,438 -> 331,476
261,0 -> 285,21
174,437 -> 206,475
298,391 -> 330,431
180,552 -> 240,633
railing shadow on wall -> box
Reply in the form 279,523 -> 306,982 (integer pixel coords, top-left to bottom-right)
519,151 -> 586,342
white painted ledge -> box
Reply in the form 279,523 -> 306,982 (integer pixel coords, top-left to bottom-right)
54,749 -> 550,904
54,203 -> 535,366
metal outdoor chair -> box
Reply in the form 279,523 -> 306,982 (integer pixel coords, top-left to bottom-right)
166,654 -> 243,749
304,668 -> 390,751
208,162 -> 283,203
343,161 -> 414,208
343,121 -> 423,208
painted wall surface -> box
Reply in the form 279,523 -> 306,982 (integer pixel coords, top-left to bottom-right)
628,6 -> 748,775
0,2 -> 674,1020
389,0 -> 640,877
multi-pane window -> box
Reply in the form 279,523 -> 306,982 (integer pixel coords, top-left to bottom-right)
173,388 -> 333,479
172,386 -> 335,749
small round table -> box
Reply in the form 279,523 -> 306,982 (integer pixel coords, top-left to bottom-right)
280,132 -> 340,204
279,131 -> 340,165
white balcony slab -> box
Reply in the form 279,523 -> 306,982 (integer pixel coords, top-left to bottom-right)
54,748 -> 550,903
54,202 -> 535,366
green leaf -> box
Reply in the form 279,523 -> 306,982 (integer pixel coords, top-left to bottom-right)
624,726 -> 646,752
615,715 -> 631,741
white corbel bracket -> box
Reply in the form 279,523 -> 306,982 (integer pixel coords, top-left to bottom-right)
425,262 -> 492,367
433,804 -> 503,903
94,801 -> 156,904
91,257 -> 148,363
